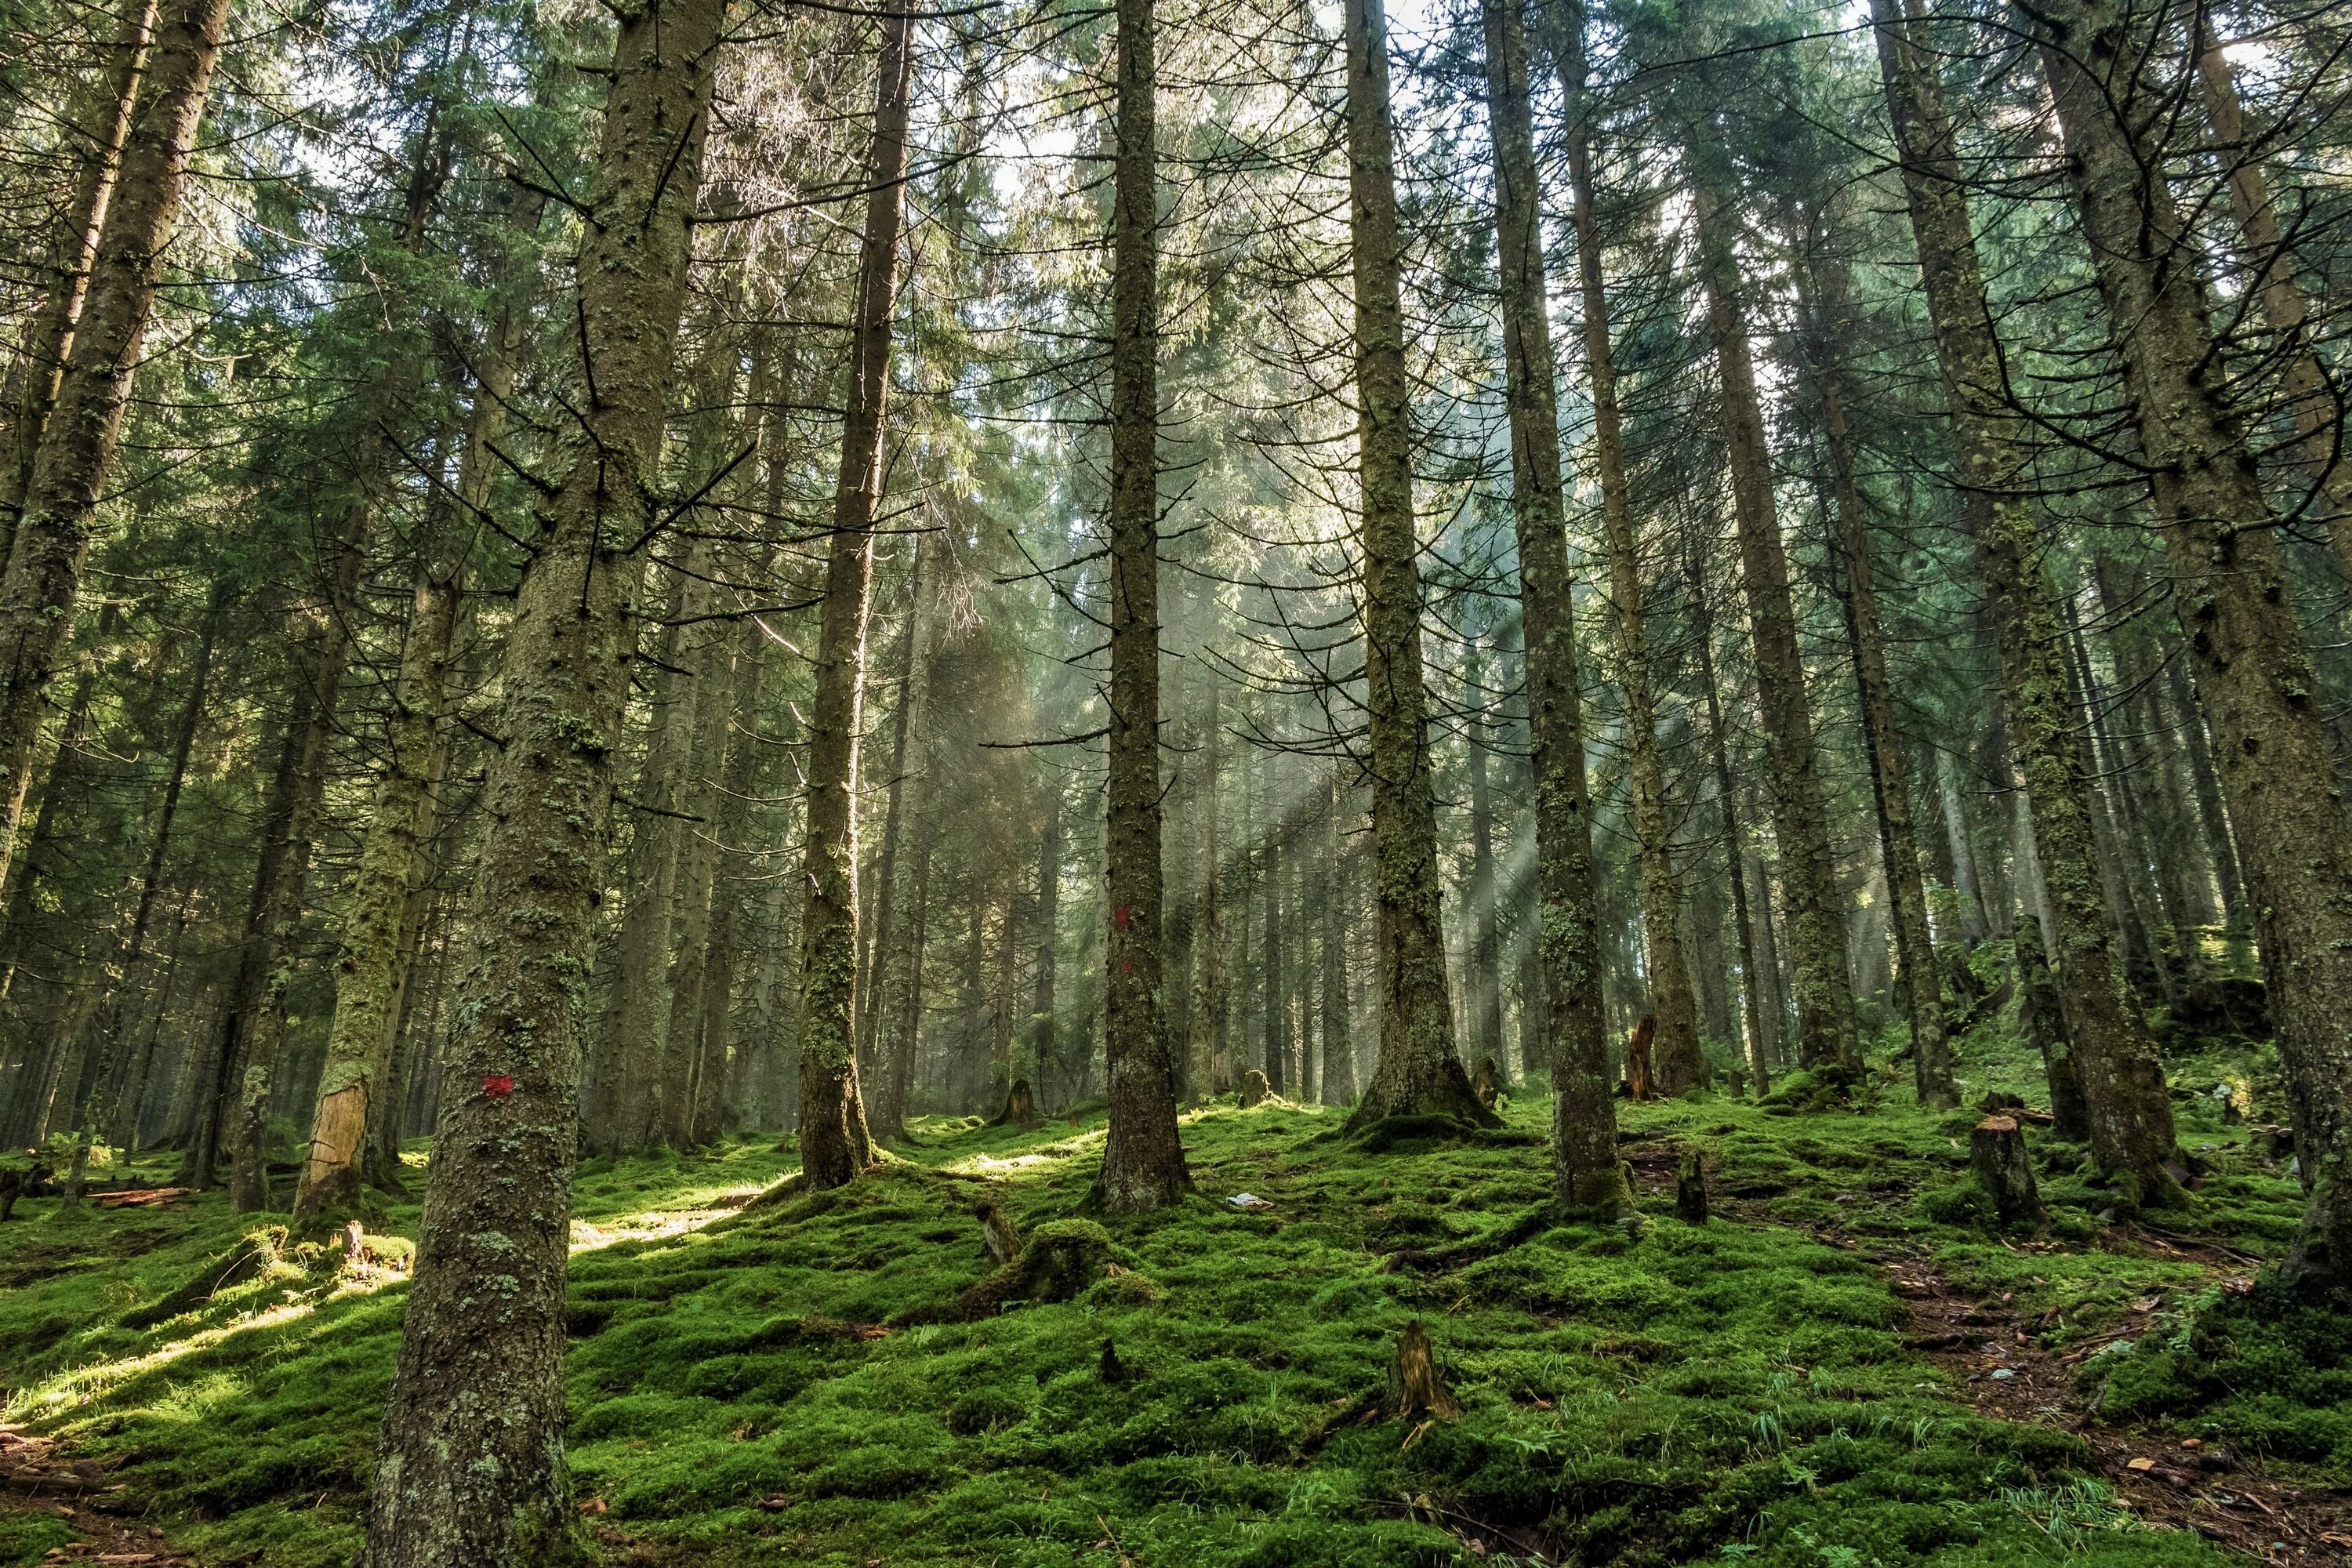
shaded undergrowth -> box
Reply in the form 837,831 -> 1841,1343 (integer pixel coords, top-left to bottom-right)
0,1022 -> 2334,1567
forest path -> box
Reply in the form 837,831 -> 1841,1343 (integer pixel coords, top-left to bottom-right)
1621,1131 -> 2352,1565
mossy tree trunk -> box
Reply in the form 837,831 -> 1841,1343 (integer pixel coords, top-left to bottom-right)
2035,0 -> 2352,1275
1094,0 -> 1189,1209
1871,0 -> 2179,1200
1341,0 -> 1486,1132
1687,163 -> 1860,1074
362,0 -> 724,1555
796,2 -> 915,1189
1685,529 -> 1773,1098
1489,0 -> 1621,1208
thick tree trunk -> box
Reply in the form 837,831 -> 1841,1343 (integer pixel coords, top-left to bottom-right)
1802,275 -> 1955,1107
1489,0 -> 1621,1208
1687,165 -> 1860,1074
0,0 -> 228,911
2036,0 -> 2352,1278
1871,0 -> 2180,1203
796,4 -> 913,1189
1094,0 -> 1188,1204
1341,0 -> 1486,1132
363,0 -> 724,1556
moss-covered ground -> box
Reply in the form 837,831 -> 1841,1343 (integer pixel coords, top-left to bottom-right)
2,1020 -> 2343,1566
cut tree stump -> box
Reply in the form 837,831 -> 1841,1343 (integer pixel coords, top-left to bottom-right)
989,1078 -> 1038,1127
1385,1320 -> 1461,1422
1472,1057 -> 1501,1112
1675,1150 -> 1709,1225
1238,1069 -> 1272,1108
1970,1116 -> 2045,1228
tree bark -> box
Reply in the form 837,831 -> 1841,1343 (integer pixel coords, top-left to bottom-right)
0,0 -> 159,555
364,0 -> 724,1555
1686,162 -> 1860,1074
0,0 -> 229,913
1871,0 -> 2180,1202
1685,530 -> 1773,1098
1186,682 -> 1228,1102
1094,0 -> 1189,1206
2035,0 -> 2352,1275
796,2 -> 914,1189
1341,0 -> 1486,1132
1801,267 -> 1955,1107
1488,0 -> 1620,1207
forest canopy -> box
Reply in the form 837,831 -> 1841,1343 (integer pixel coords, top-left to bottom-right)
2,0 -> 2351,1556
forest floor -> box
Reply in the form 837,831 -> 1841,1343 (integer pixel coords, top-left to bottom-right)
2,1025 -> 2349,1568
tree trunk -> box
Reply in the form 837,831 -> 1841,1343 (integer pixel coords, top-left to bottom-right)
0,0 -> 229,911
1687,162 -> 1859,1073
1871,0 -> 2180,1202
796,2 -> 914,1189
2037,0 -> 2352,1275
61,580 -> 219,1202
363,0 -> 723,1555
1031,776 -> 1061,1102
1186,682 -> 1228,1102
2181,0 -> 2352,576
1092,0 -> 1189,1203
1489,0 -> 1620,1207
855,535 -> 928,1125
1688,539 -> 1773,1097
1802,270 -> 1955,1106
0,0 -> 159,554
1341,0 -> 1486,1132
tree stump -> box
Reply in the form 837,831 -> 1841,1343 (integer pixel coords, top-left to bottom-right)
1385,1320 -> 1460,1422
1472,1056 -> 1501,1112
977,1200 -> 1022,1267
1238,1069 -> 1272,1108
1970,1116 -> 2045,1227
990,1078 -> 1038,1127
1098,1338 -> 1133,1385
1625,1014 -> 1655,1102
1675,1149 -> 1709,1225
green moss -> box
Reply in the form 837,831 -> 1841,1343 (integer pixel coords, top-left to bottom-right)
0,1034 -> 2328,1567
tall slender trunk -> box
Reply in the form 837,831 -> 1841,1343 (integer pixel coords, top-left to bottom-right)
1031,777 -> 1061,1098
1802,269 -> 1955,1106
855,537 -> 928,1116
296,180 -> 541,1216
365,0 -> 724,1554
2036,0 -> 2352,1274
1318,771 -> 1348,1103
1871,0 -> 2178,1197
665,593 -> 743,1149
1486,0 -> 1618,1203
1185,683 -> 1227,1102
0,0 -> 229,909
1094,0 -> 1188,1206
1685,528 -> 1772,1097
1341,0 -> 1485,1131
1463,699 -> 1504,1071
0,0 -> 159,554
1551,6 -> 1701,1097
2180,1 -> 2352,573
1937,750 -> 1987,944
796,3 -> 913,1189
1687,164 -> 1860,1074
61,580 -> 219,1201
